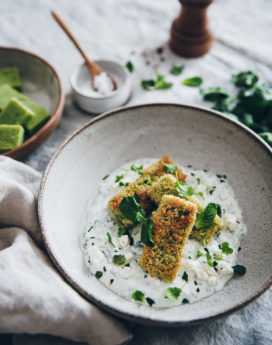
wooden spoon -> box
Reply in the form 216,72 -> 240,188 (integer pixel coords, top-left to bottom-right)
51,10 -> 117,91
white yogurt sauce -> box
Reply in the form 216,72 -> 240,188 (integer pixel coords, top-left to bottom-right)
81,158 -> 247,308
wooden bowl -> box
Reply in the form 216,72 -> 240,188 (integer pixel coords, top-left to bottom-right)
0,47 -> 65,160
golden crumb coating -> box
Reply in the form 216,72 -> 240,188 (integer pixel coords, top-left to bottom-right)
148,174 -> 178,205
108,156 -> 186,228
139,195 -> 197,282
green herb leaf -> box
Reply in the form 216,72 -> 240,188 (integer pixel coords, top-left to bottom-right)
132,290 -> 145,302
216,204 -> 222,217
131,164 -> 144,175
170,65 -> 184,76
141,218 -> 155,247
182,271 -> 188,282
259,132 -> 272,146
196,250 -> 204,258
200,87 -> 230,102
232,70 -> 258,88
141,79 -> 155,90
106,232 -> 115,248
220,242 -> 233,255
165,287 -> 182,300
175,179 -> 194,198
232,264 -> 246,275
183,77 -> 203,87
118,227 -> 126,237
182,298 -> 189,304
115,174 -> 124,183
95,271 -> 103,279
164,163 -> 178,174
197,177 -> 201,185
119,196 -> 146,223
112,254 -> 126,265
146,297 -> 155,306
125,61 -> 134,73
155,73 -> 173,89
195,203 -> 217,229
204,248 -> 214,267
102,174 -> 109,180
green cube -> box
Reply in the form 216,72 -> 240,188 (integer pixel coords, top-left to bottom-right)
0,124 -> 24,152
0,97 -> 35,126
0,66 -> 22,91
0,84 -> 51,136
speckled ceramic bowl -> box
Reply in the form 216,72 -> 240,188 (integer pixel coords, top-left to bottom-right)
38,103 -> 272,326
0,47 -> 64,160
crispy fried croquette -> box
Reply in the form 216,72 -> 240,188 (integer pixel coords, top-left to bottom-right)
139,195 -> 197,282
108,156 -> 186,228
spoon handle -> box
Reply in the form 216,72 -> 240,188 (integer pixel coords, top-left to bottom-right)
51,10 -> 91,64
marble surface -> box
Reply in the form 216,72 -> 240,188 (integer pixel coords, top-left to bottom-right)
1,0 -> 271,344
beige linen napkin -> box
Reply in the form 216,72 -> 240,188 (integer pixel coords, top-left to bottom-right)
0,156 -> 132,345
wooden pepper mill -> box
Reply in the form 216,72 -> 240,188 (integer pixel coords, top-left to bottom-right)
169,0 -> 214,58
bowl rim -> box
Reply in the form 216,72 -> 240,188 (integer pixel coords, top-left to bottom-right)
0,46 -> 65,159
38,102 -> 272,326
70,59 -> 130,100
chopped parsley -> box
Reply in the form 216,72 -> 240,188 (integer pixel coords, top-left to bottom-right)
165,287 -> 182,300
130,164 -> 144,175
182,298 -> 190,304
182,271 -> 188,282
106,232 -> 115,248
102,174 -> 109,180
112,254 -> 126,265
194,280 -> 198,285
183,77 -> 202,87
95,271 -> 103,279
132,290 -> 145,302
197,177 -> 201,184
204,247 -> 214,267
146,297 -> 155,306
125,61 -> 134,73
170,64 -> 184,76
119,181 -> 129,187
220,242 -> 233,255
195,203 -> 217,229
164,163 -> 178,174
115,174 -> 124,183
196,250 -> 204,258
174,172 -> 194,198
198,192 -> 204,198
196,288 -> 200,292
232,264 -> 246,275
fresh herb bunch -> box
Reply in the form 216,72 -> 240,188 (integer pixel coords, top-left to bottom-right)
119,194 -> 155,247
200,70 -> 272,146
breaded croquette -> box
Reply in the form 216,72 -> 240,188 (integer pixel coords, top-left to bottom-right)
148,178 -> 223,243
108,156 -> 186,228
187,197 -> 224,243
139,195 -> 197,282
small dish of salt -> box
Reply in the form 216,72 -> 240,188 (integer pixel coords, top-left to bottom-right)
70,60 -> 131,114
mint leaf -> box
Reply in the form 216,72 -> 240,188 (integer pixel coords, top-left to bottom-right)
232,264 -> 246,275
170,65 -> 184,76
132,290 -> 145,302
146,297 -> 155,306
95,271 -> 103,279
232,70 -> 258,88
141,79 -> 155,90
220,242 -> 233,255
164,163 -> 178,174
131,164 -> 144,175
200,87 -> 230,102
141,218 -> 155,247
106,232 -> 115,248
118,227 -> 126,237
112,254 -> 126,265
195,203 -> 217,229
125,61 -> 134,73
155,73 -> 173,90
165,287 -> 181,300
183,77 -> 202,87
119,196 -> 146,223
115,174 -> 124,183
